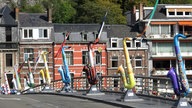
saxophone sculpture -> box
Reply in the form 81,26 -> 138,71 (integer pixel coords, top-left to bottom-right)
83,43 -> 98,85
4,72 -> 10,94
27,58 -> 35,88
167,34 -> 190,96
58,46 -> 71,91
39,51 -> 51,85
83,12 -> 107,85
13,61 -> 25,91
117,37 -> 136,89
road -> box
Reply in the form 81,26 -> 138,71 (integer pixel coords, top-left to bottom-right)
0,94 -> 125,108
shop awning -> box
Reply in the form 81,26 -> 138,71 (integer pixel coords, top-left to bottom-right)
178,21 -> 192,26
151,22 -> 177,25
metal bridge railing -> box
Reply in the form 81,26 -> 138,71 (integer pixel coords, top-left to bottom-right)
22,75 -> 192,102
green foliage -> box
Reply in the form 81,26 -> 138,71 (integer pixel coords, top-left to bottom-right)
52,0 -> 76,23
75,0 -> 126,24
25,4 -> 44,13
7,0 -> 192,24
19,0 -> 44,13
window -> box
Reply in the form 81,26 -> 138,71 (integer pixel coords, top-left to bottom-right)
6,54 -> 12,67
135,56 -> 142,67
81,32 -> 87,41
63,32 -> 69,40
126,40 -> 132,47
135,41 -> 141,47
181,42 -> 192,53
153,60 -> 170,70
185,12 -> 192,16
177,12 -> 183,15
112,56 -> 118,67
111,38 -> 118,48
161,25 -> 169,34
65,51 -> 73,65
39,29 -> 48,38
95,51 -> 102,64
82,51 -> 88,64
185,60 -> 192,70
24,48 -> 34,62
158,43 -> 173,53
82,72 -> 86,76
151,25 -> 159,34
23,29 -> 33,38
6,27 -> 12,41
168,12 -> 175,16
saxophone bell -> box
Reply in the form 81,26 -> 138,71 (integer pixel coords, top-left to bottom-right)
167,67 -> 180,96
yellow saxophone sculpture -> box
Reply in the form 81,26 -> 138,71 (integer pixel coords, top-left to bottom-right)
117,37 -> 136,89
39,51 -> 51,85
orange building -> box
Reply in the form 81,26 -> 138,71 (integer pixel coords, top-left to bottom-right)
53,24 -> 108,88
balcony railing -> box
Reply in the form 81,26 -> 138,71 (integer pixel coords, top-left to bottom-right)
27,75 -> 192,102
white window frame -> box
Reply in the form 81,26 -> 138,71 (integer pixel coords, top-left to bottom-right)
65,51 -> 73,65
82,51 -> 88,65
135,40 -> 142,48
111,56 -> 118,67
24,48 -> 34,62
111,38 -> 118,48
135,56 -> 142,68
39,29 -> 49,39
126,40 -> 132,48
23,29 -> 33,39
95,51 -> 102,65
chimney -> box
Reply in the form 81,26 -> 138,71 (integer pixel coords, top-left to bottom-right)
139,3 -> 143,21
15,7 -> 19,22
47,8 -> 52,23
131,5 -> 136,25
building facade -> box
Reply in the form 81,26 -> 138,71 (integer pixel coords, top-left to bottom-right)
105,25 -> 149,77
54,24 -> 108,79
0,6 -> 18,89
18,8 -> 54,87
142,4 -> 192,77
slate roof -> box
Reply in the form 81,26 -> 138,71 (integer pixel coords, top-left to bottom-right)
145,4 -> 192,20
19,13 -> 52,27
103,25 -> 137,38
54,23 -> 101,32
0,5 -> 17,26
54,23 -> 137,38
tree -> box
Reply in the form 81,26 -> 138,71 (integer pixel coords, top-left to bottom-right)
52,0 -> 76,23
42,0 -> 76,23
75,0 -> 126,24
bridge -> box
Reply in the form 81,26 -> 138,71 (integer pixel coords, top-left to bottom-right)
1,76 -> 192,108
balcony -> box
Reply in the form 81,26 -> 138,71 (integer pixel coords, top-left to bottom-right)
148,34 -> 171,39
155,69 -> 192,76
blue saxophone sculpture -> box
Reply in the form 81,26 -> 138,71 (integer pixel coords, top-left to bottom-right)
58,46 -> 72,92
167,34 -> 190,96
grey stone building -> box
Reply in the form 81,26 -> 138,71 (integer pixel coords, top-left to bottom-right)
0,5 -> 19,89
